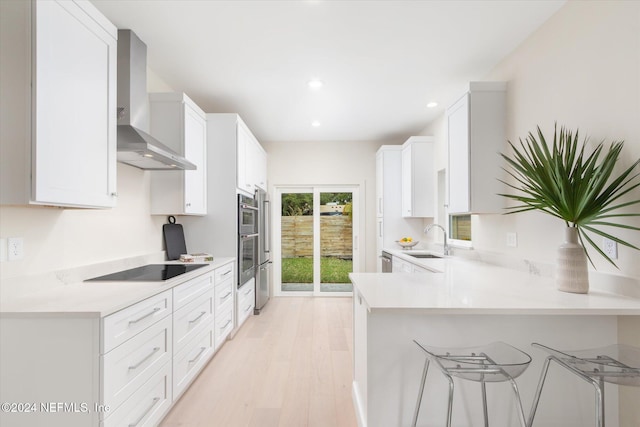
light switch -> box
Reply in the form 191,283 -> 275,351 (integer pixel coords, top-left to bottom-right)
506,232 -> 518,248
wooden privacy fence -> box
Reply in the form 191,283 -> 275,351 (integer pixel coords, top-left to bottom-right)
282,215 -> 352,259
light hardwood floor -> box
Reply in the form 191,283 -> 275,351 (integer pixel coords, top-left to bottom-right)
160,297 -> 358,427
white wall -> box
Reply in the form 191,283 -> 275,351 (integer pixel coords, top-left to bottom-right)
425,0 -> 640,278
422,2 -> 640,423
262,140 -> 387,273
0,67 -> 174,282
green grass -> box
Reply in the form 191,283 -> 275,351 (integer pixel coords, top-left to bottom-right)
282,257 -> 352,283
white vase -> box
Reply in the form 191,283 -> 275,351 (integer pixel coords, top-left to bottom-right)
556,227 -> 589,293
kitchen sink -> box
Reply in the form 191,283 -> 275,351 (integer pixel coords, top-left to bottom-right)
406,253 -> 441,259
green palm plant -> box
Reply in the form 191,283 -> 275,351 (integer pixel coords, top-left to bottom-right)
499,124 -> 640,267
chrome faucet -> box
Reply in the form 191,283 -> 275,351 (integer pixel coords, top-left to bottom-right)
424,224 -> 450,256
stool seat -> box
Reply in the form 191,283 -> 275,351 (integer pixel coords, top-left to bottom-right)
532,342 -> 640,386
412,341 -> 531,427
528,342 -> 640,427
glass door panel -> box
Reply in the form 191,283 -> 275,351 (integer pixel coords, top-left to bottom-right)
319,191 -> 353,293
280,191 -> 313,292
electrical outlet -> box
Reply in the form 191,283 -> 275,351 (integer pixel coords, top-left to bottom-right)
7,237 -> 24,261
602,238 -> 618,259
506,232 -> 518,248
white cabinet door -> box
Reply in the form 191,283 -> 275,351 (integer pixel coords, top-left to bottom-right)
401,137 -> 435,218
150,93 -> 207,215
401,144 -> 413,217
236,123 -> 253,194
447,82 -> 506,214
392,256 -> 412,273
447,94 -> 471,214
375,151 -> 384,217
236,120 -> 267,194
253,139 -> 268,191
12,0 -> 117,208
183,103 -> 207,214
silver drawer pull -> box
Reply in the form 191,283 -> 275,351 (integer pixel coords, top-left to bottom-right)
221,291 -> 232,300
221,270 -> 232,276
129,347 -> 160,370
188,311 -> 207,324
220,319 -> 232,330
128,307 -> 161,325
188,346 -> 207,364
128,397 -> 160,427
244,304 -> 252,313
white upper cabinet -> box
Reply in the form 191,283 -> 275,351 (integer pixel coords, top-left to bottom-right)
0,0 -> 117,208
237,120 -> 267,194
401,136 -> 435,218
447,82 -> 506,214
149,93 -> 207,215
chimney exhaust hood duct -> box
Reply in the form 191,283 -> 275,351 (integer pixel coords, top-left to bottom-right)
116,30 -> 196,170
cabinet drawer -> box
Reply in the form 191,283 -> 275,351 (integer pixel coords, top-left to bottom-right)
214,277 -> 233,311
237,281 -> 254,326
173,289 -> 214,351
173,272 -> 214,310
214,304 -> 233,349
214,262 -> 234,284
102,316 -> 172,412
173,325 -> 214,399
102,290 -> 172,353
101,361 -> 171,427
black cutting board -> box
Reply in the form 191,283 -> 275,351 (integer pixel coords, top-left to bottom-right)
163,216 -> 187,260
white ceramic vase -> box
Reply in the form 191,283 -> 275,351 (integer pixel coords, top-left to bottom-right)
556,226 -> 589,293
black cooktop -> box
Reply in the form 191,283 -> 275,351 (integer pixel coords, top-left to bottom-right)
85,264 -> 207,282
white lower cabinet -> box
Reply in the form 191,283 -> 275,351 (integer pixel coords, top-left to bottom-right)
391,255 -> 435,274
102,315 -> 172,414
173,325 -> 215,399
0,260 -> 237,427
101,361 -> 172,427
237,279 -> 255,328
214,265 -> 234,348
392,256 -> 413,273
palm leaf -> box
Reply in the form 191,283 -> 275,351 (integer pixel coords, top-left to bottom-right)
499,124 -> 640,268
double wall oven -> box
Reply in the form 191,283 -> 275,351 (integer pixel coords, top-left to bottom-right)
238,194 -> 258,288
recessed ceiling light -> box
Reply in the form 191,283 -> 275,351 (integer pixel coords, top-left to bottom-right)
427,102 -> 438,108
311,120 -> 321,127
307,79 -> 324,90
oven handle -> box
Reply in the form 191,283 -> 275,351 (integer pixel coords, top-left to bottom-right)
240,204 -> 259,211
240,233 -> 259,239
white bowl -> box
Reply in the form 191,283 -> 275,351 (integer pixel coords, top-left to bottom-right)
396,240 -> 419,249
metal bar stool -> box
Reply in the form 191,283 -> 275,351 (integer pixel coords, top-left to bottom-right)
412,341 -> 531,427
528,343 -> 640,427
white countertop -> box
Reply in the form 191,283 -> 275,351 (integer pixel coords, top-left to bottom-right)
0,257 -> 235,318
352,250 -> 640,315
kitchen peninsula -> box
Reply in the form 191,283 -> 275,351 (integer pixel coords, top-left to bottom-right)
350,255 -> 640,427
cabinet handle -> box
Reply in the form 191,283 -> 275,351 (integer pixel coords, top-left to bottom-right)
128,347 -> 160,370
221,270 -> 232,276
128,307 -> 161,325
221,291 -> 232,301
128,397 -> 160,427
220,319 -> 232,330
188,311 -> 207,324
111,192 -> 118,198
186,203 -> 191,207
244,304 -> 252,313
188,347 -> 207,364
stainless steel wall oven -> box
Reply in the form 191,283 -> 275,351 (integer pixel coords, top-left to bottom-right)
238,194 -> 258,288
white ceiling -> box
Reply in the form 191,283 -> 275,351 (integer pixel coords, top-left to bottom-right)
92,0 -> 565,144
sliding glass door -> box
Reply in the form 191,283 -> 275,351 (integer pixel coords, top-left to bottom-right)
275,186 -> 358,296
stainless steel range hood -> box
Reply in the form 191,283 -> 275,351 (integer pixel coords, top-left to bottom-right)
116,30 -> 195,170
